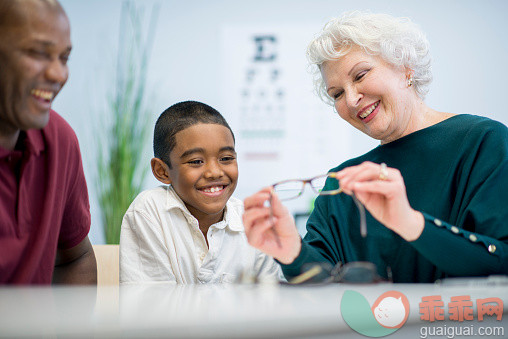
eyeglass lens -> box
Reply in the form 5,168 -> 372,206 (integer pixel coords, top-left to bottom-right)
272,180 -> 305,201
273,174 -> 332,201
310,175 -> 328,194
271,173 -> 367,238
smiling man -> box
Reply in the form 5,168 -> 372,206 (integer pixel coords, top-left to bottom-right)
0,0 -> 96,284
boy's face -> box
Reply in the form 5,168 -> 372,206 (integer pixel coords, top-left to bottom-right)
167,123 -> 238,224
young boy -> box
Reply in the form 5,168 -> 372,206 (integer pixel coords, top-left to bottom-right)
119,101 -> 280,284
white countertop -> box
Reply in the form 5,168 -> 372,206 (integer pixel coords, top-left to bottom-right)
1,280 -> 507,338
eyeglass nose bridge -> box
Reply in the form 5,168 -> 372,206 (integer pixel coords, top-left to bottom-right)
272,173 -> 340,200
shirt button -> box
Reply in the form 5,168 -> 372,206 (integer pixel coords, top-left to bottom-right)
200,253 -> 206,260
450,226 -> 459,234
434,219 -> 443,227
469,234 -> 478,242
488,245 -> 496,254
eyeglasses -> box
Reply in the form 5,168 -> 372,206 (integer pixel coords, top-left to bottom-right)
288,261 -> 392,285
270,172 -> 367,237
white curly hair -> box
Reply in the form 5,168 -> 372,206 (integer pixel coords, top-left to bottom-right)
307,11 -> 432,104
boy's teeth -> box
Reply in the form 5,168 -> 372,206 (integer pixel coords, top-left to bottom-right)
203,186 -> 223,193
31,89 -> 54,100
360,101 -> 379,119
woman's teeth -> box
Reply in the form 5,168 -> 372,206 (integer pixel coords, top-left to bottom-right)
360,101 -> 379,119
202,186 -> 224,193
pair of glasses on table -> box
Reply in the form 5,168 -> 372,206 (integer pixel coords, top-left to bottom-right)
288,261 -> 392,285
269,172 -> 367,237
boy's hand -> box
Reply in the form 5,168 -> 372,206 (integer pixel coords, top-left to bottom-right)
243,187 -> 301,264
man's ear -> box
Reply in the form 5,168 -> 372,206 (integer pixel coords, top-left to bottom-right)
151,158 -> 171,184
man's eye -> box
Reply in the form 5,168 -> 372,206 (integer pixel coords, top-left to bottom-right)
27,49 -> 49,58
187,160 -> 203,165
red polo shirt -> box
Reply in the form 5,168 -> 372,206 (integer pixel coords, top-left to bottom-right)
0,110 -> 91,284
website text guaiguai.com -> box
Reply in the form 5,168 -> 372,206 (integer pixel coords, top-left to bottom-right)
419,325 -> 504,338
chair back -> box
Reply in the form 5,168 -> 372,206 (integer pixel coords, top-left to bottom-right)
93,244 -> 119,285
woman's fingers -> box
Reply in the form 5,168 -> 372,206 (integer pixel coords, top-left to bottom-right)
243,188 -> 271,210
243,187 -> 301,263
337,162 -> 424,241
269,190 -> 289,217
246,216 -> 277,247
335,162 -> 400,194
242,206 -> 270,235
353,178 -> 398,196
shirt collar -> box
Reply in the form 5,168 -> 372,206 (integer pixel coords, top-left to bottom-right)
165,185 -> 243,232
0,127 -> 44,157
24,128 -> 45,156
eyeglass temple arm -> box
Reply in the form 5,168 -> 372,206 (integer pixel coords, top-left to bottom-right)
352,193 -> 367,238
268,191 -> 283,248
327,172 -> 343,194
328,173 -> 365,237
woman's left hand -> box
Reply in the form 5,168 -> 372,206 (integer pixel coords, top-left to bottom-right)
334,161 -> 424,241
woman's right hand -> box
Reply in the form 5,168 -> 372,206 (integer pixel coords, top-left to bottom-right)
243,187 -> 302,264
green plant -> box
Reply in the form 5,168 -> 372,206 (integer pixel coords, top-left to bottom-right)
96,1 -> 159,244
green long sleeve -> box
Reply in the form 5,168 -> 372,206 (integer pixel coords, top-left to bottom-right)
281,114 -> 508,283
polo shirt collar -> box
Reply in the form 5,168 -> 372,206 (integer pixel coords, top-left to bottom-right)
165,185 -> 243,232
0,128 -> 44,157
24,128 -> 45,156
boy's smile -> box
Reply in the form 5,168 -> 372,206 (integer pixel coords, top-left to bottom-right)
167,123 -> 238,228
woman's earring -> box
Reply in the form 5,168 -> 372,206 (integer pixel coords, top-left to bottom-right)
407,76 -> 413,87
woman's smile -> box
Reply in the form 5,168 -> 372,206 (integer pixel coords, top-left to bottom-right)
358,100 -> 381,122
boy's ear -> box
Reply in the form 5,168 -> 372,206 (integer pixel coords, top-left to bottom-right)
151,157 -> 172,184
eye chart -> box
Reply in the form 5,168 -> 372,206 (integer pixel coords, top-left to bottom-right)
221,24 -> 351,215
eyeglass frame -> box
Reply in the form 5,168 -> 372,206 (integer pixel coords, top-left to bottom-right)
270,172 -> 367,237
288,261 -> 392,285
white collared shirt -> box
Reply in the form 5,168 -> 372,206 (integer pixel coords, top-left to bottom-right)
120,185 -> 281,284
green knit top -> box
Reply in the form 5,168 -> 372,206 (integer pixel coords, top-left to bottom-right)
281,114 -> 508,283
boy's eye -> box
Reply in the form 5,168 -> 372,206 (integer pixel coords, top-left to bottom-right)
187,159 -> 203,165
220,155 -> 236,162
60,53 -> 70,64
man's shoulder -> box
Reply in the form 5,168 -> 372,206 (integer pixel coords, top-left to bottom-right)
43,110 -> 79,144
46,110 -> 75,130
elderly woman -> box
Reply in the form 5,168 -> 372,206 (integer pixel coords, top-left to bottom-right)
242,12 -> 508,283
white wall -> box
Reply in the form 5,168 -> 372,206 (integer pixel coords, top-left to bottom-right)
56,0 -> 508,244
